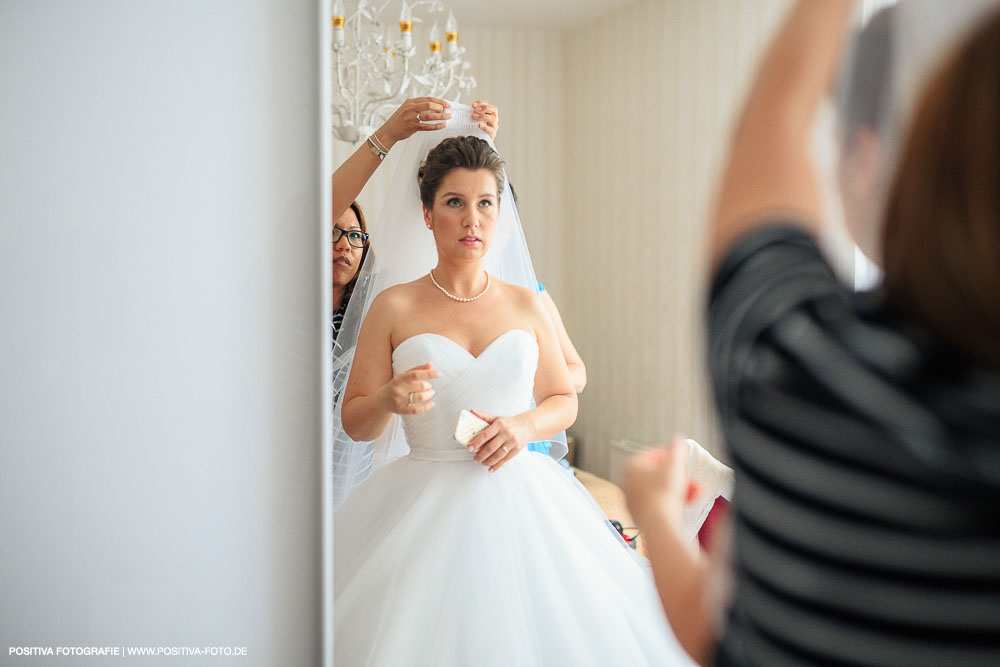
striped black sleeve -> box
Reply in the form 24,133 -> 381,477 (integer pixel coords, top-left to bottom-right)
707,226 -> 1000,667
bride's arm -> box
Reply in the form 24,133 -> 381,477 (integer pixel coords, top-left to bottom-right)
469,288 -> 577,472
342,291 -> 440,442
525,290 -> 578,439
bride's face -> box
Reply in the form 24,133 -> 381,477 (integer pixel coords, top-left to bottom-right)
422,168 -> 499,262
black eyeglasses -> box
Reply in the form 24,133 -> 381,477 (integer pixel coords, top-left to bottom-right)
332,227 -> 369,248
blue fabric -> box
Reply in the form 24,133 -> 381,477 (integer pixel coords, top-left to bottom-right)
526,440 -> 571,470
526,440 -> 551,455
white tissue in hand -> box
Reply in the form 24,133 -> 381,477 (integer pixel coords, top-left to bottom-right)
454,409 -> 489,445
681,438 -> 735,542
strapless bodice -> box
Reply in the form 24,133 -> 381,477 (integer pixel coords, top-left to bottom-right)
391,329 -> 538,460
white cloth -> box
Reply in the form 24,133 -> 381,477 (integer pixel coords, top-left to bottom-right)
334,331 -> 695,666
681,438 -> 733,542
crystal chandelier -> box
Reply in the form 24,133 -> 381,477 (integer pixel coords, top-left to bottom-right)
332,0 -> 477,143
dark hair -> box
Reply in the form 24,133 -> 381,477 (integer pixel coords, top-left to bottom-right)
417,136 -> 505,208
342,200 -> 370,305
881,8 -> 1000,368
836,6 -> 896,148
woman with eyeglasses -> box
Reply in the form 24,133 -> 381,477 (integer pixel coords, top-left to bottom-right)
331,97 -> 499,342
331,202 -> 370,342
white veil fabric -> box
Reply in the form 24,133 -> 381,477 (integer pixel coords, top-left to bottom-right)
830,0 -> 999,267
332,104 -> 567,509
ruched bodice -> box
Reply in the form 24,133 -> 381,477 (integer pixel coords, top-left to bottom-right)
391,329 -> 538,460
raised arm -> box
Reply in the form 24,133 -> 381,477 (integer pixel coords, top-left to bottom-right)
710,0 -> 854,269
333,99 -> 501,222
333,98 -> 450,222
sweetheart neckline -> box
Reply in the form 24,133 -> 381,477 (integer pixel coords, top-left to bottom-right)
393,329 -> 535,361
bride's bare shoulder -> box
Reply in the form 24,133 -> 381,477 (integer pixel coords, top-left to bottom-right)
367,278 -> 426,315
492,278 -> 531,298
494,280 -> 546,316
374,278 -> 424,300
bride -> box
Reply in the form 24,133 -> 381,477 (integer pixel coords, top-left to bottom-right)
333,107 -> 694,666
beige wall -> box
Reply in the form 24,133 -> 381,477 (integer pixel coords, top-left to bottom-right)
333,0 -> 793,477
560,0 -> 791,475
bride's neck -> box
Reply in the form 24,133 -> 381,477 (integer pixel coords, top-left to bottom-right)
431,261 -> 487,295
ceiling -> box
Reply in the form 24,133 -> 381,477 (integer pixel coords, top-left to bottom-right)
389,0 -> 637,31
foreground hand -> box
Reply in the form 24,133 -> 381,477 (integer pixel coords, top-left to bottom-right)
377,97 -> 452,147
471,100 -> 500,141
623,438 -> 700,532
467,410 -> 528,472
380,362 -> 440,415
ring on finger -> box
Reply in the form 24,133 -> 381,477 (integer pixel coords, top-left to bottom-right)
500,445 -> 509,454
408,392 -> 416,404
416,111 -> 422,122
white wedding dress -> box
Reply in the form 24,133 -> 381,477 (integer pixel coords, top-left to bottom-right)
334,329 -> 695,666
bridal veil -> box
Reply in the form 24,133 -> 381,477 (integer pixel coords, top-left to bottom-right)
332,104 -> 566,508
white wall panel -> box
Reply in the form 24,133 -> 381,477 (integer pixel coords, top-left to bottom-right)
0,2 -> 325,664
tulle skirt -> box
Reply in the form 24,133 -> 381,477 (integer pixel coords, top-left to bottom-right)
334,450 -> 694,666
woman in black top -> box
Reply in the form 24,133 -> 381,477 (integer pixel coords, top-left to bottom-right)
625,2 -> 1000,666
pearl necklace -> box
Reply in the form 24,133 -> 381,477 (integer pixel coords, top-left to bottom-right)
429,270 -> 491,302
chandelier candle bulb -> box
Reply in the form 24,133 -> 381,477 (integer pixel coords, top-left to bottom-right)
332,0 -> 345,45
399,0 -> 413,50
429,21 -> 441,52
445,10 -> 458,56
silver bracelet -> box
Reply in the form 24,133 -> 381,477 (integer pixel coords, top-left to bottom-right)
369,132 -> 390,154
366,135 -> 387,161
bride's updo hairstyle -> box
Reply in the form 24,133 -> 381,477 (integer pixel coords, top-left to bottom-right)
417,136 -> 505,208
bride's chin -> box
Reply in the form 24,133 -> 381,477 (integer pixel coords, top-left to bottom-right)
441,247 -> 487,261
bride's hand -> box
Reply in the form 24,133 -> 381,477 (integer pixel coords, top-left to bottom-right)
379,362 -> 440,415
467,410 -> 529,473
376,97 -> 452,147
